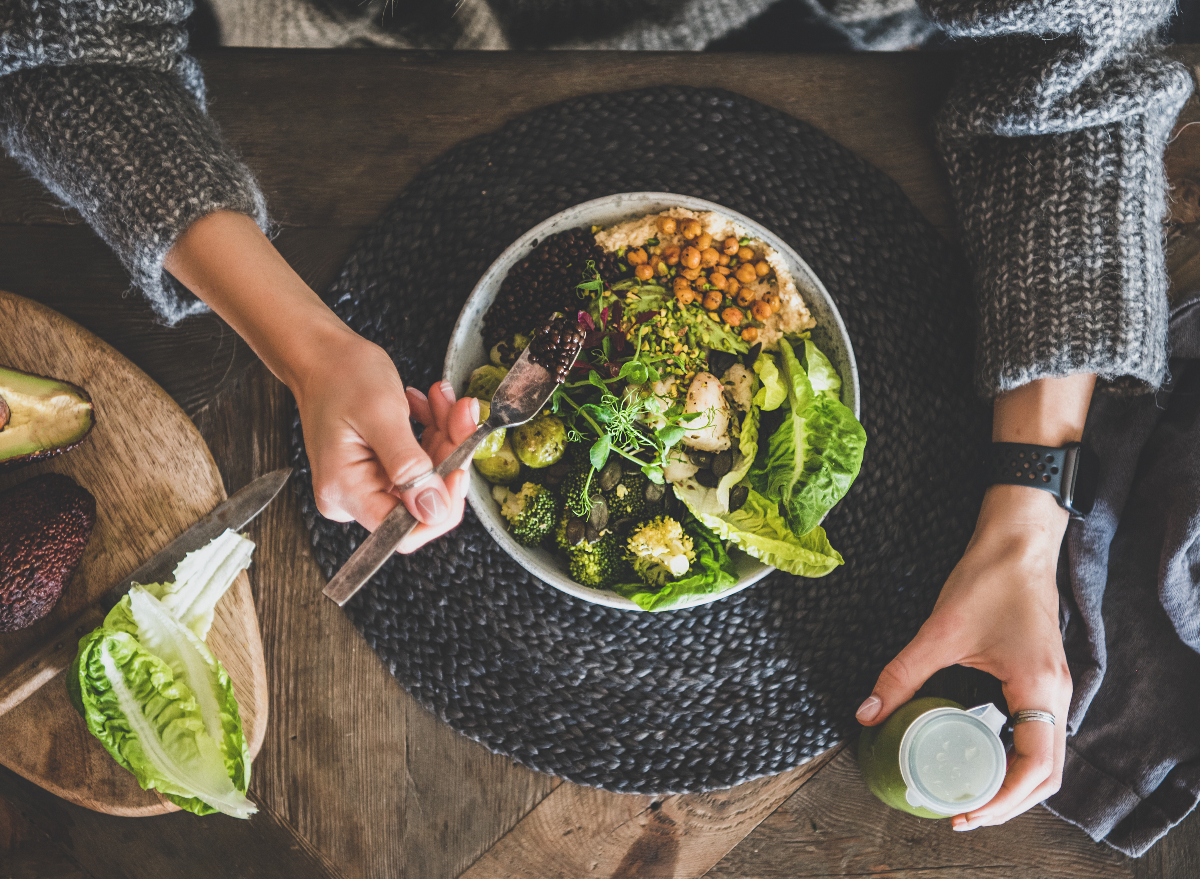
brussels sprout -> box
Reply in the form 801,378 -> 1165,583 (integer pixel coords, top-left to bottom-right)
511,413 -> 567,469
474,436 -> 520,484
472,401 -> 505,459
466,365 -> 508,401
489,333 -> 530,368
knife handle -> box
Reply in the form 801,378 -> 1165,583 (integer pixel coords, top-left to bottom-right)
0,604 -> 106,719
321,424 -> 495,606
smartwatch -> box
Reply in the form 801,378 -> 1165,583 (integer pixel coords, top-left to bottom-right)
988,442 -> 1099,518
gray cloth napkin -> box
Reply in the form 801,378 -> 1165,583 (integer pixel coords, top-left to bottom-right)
1048,288 -> 1200,856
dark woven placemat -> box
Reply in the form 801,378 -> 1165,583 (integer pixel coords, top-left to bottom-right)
289,86 -> 990,794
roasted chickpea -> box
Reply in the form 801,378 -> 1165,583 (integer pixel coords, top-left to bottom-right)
755,260 -> 770,278
673,276 -> 693,295
680,266 -> 702,281
715,265 -> 731,276
700,248 -> 720,269
626,248 -> 648,266
663,245 -> 681,266
736,287 -> 756,308
721,307 -> 744,327
708,272 -> 727,290
726,278 -> 741,297
751,300 -> 772,321
735,263 -> 757,285
676,286 -> 696,306
657,216 -> 678,235
681,219 -> 703,240
737,246 -> 755,262
681,246 -> 702,269
703,290 -> 723,311
741,326 -> 759,343
723,237 -> 740,255
634,263 -> 655,281
762,290 -> 782,313
696,232 -> 713,250
718,253 -> 731,266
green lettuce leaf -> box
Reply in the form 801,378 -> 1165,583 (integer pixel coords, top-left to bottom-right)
675,483 -> 843,577
612,517 -> 739,611
752,351 -> 787,412
718,404 -> 760,511
68,619 -> 255,819
804,339 -> 842,400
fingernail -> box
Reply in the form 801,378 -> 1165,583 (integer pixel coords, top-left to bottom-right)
856,696 -> 881,723
439,381 -> 455,403
469,397 -> 481,423
416,488 -> 446,523
408,387 -> 427,403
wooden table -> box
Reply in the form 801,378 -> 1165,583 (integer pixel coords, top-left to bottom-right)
3,49 -> 1200,879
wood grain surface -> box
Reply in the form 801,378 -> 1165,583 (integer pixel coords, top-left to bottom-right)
0,291 -> 267,816
2,48 -> 1200,879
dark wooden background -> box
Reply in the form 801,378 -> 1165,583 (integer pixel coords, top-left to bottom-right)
3,49 -> 1200,879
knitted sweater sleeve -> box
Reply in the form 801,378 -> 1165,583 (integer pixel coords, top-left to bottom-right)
0,1 -> 267,324
919,0 -> 1194,396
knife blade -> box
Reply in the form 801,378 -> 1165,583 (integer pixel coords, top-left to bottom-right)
0,468 -> 292,718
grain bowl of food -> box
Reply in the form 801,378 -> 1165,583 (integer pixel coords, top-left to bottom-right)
445,193 -> 863,611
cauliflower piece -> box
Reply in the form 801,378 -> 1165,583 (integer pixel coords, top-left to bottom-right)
682,372 -> 731,452
722,363 -> 754,412
626,516 -> 696,588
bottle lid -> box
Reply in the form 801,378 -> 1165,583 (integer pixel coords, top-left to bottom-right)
898,703 -> 1007,816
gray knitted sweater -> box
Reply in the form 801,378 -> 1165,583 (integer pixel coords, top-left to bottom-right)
0,0 -> 1193,396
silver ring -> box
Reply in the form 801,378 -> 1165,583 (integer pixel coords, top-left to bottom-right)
1013,709 -> 1056,727
394,468 -> 437,494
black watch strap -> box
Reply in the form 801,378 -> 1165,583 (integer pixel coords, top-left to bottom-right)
988,442 -> 1099,518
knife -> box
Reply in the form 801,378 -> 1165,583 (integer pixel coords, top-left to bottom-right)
0,468 -> 291,719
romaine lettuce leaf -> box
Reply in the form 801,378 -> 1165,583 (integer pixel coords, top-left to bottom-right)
804,339 -> 842,400
68,622 -> 255,818
718,404 -> 760,511
675,483 -> 843,577
752,351 -> 787,412
612,516 -> 739,611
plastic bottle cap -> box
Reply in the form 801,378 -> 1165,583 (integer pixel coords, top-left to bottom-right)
898,703 -> 1007,816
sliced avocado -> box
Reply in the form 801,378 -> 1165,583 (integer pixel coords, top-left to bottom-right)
0,473 -> 96,632
0,366 -> 95,468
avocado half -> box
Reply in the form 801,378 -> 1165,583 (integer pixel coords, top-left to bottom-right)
0,366 -> 95,468
0,473 -> 96,632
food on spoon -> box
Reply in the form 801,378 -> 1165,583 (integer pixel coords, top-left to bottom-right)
68,530 -> 256,819
511,412 -> 568,469
0,473 -> 96,632
0,365 -> 95,468
474,207 -> 866,610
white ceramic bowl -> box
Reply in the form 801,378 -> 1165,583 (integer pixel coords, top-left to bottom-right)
444,193 -> 859,611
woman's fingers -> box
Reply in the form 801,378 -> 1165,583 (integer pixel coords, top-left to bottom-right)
396,468 -> 469,554
857,625 -> 953,727
953,670 -> 1070,830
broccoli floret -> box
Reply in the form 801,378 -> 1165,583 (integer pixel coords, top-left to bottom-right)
626,516 -> 695,588
498,482 -> 556,547
568,531 -> 624,589
561,448 -> 599,516
606,470 -> 648,521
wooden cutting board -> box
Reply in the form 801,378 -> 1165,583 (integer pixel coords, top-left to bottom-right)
0,291 -> 268,816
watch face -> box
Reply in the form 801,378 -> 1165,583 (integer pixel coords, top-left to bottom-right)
1065,444 -> 1100,517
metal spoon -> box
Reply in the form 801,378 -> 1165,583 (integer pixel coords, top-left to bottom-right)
322,344 -> 576,605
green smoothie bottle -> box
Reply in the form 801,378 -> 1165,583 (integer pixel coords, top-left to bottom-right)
857,697 -> 1007,818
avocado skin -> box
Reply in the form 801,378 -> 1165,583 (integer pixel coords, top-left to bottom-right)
0,473 -> 96,632
0,366 -> 95,470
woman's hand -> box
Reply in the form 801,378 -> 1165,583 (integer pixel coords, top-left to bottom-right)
291,331 -> 477,554
856,485 -> 1073,829
856,372 -> 1096,829
164,210 -> 476,552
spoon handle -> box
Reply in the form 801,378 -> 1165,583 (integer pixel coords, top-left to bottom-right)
321,422 -> 498,606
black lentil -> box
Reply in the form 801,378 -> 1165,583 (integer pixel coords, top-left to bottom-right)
527,315 -> 585,384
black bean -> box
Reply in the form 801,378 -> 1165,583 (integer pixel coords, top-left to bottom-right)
585,523 -> 601,543
729,485 -> 750,512
566,518 -> 586,546
712,450 -> 733,478
695,469 -> 719,488
689,451 -> 714,470
598,459 -> 623,491
644,481 -> 666,504
707,350 -> 737,377
546,461 -> 570,479
611,517 -> 633,535
743,342 -> 763,369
